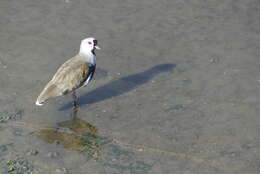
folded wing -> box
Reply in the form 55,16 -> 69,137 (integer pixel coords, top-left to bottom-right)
36,56 -> 93,105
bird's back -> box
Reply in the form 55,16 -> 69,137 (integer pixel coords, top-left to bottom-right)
36,55 -> 95,105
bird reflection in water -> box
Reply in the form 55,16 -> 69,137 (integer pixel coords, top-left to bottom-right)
38,108 -> 111,160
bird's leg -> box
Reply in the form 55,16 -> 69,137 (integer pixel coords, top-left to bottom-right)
71,90 -> 79,110
71,105 -> 79,120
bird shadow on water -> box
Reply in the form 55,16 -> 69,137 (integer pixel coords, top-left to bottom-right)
60,63 -> 176,111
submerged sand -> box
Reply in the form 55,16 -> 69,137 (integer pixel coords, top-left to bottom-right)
0,0 -> 260,173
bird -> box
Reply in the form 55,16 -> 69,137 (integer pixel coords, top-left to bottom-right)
35,37 -> 100,108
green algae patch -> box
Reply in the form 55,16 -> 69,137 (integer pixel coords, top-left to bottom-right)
0,110 -> 23,124
4,156 -> 35,174
100,144 -> 153,174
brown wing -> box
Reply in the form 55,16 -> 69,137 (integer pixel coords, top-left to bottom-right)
36,56 -> 90,104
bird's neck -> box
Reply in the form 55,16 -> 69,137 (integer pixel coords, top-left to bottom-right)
79,49 -> 96,65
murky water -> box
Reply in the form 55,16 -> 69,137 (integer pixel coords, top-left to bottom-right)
1,0 -> 260,173
0,107 -> 155,174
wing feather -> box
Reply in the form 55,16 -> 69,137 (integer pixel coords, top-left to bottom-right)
36,55 -> 93,104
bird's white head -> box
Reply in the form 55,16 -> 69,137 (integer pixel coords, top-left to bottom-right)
79,37 -> 100,57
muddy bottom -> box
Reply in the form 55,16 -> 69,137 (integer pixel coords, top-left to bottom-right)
1,0 -> 260,173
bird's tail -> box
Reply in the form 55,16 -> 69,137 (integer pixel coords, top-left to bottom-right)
35,99 -> 44,106
35,83 -> 60,106
35,92 -> 47,106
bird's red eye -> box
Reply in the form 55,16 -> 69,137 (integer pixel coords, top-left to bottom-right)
88,41 -> 92,45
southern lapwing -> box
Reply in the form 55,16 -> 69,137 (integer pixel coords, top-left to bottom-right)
35,37 -> 100,107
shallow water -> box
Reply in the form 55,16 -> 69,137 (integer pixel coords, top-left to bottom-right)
1,0 -> 260,173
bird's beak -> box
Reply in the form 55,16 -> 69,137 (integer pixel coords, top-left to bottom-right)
95,45 -> 101,50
